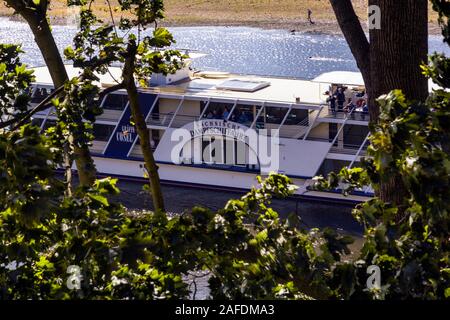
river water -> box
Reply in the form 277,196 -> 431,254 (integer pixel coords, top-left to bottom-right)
0,19 -> 449,79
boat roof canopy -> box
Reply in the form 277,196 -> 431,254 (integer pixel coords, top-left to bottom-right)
32,65 -> 331,106
32,64 -> 123,87
313,70 -> 444,92
312,71 -> 365,86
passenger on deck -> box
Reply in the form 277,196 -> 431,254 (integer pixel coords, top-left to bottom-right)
238,112 -> 249,124
344,98 -> 356,119
243,112 -> 253,124
232,109 -> 241,122
356,97 -> 365,109
335,87 -> 346,112
223,107 -> 230,120
361,101 -> 369,120
213,109 -> 222,119
205,111 -> 214,119
325,91 -> 337,116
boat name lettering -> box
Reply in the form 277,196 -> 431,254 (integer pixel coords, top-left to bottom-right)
116,125 -> 136,143
190,121 -> 248,142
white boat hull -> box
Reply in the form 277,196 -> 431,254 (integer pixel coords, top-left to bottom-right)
92,156 -> 372,204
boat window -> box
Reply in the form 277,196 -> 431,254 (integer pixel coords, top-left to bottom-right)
284,108 -> 309,126
199,100 -> 209,116
103,94 -> 128,111
254,107 -> 266,129
264,106 -> 289,125
202,138 -> 213,163
93,124 -> 116,142
150,129 -> 161,149
31,87 -> 51,104
343,125 -> 370,149
216,79 -> 270,92
229,104 -> 260,126
329,123 -> 338,145
202,101 -> 235,120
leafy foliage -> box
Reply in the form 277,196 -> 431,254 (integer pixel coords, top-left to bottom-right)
0,44 -> 34,122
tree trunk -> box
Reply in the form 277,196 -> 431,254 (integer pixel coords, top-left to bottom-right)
330,0 -> 428,205
368,0 -> 428,202
123,52 -> 165,212
6,1 -> 97,187
369,0 -> 429,119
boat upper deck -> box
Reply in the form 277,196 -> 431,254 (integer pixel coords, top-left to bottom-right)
32,65 -> 333,108
161,74 -> 329,106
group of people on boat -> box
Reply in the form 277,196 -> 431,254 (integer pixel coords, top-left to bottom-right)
325,86 -> 369,120
204,107 -> 254,125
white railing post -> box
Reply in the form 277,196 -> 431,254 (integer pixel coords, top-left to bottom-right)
168,96 -> 185,128
226,99 -> 239,121
349,133 -> 370,168
198,97 -> 211,120
251,102 -> 265,129
278,103 -> 293,129
302,105 -> 324,140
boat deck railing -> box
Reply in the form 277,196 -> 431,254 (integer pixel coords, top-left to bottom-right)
318,107 -> 370,122
146,111 -> 314,139
147,112 -> 177,127
329,146 -> 368,156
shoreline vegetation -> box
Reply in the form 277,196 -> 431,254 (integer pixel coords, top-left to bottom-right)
0,0 -> 442,35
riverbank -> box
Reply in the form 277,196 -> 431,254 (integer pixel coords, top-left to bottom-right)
0,0 -> 442,35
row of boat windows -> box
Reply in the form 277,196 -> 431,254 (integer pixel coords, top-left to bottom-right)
200,102 -> 309,126
31,88 -> 309,127
31,88 -> 129,111
31,87 -> 55,104
30,118 -> 162,150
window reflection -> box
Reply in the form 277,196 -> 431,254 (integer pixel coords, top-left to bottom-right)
229,105 -> 258,126
202,102 -> 234,120
264,107 -> 288,125
103,94 -> 128,111
93,124 -> 115,142
31,87 -> 51,104
284,108 -> 309,126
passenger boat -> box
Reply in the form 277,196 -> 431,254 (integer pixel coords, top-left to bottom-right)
30,53 -> 375,204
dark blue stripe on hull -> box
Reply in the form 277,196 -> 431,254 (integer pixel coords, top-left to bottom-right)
104,93 -> 157,158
